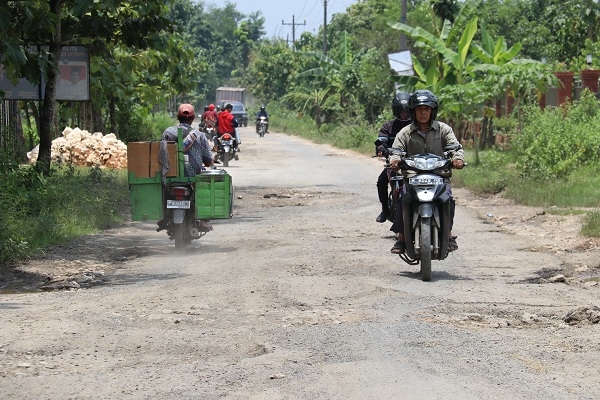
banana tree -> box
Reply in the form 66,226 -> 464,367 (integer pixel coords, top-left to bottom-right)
388,15 -> 479,92
295,31 -> 362,111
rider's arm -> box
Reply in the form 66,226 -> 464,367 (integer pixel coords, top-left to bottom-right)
438,121 -> 465,169
388,126 -> 410,168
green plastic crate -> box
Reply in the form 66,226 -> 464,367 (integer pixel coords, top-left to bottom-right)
129,176 -> 163,221
195,171 -> 233,219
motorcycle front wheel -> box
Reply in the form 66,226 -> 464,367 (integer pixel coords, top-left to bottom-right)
420,217 -> 432,281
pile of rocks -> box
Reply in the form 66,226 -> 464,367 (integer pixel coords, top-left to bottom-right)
27,127 -> 128,169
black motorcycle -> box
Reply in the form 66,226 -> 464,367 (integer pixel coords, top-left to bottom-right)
392,144 -> 463,281
214,132 -> 238,167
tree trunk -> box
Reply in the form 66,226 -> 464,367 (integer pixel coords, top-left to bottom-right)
92,99 -> 104,133
481,115 -> 489,149
109,95 -> 118,137
37,0 -> 63,174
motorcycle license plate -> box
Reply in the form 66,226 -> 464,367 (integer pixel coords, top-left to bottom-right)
166,200 -> 191,209
409,177 -> 444,185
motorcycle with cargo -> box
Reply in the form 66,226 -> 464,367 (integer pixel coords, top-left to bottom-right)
127,128 -> 233,251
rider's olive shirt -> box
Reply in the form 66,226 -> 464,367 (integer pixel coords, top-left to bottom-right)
389,120 -> 465,163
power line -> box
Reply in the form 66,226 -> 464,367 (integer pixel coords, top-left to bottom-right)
282,15 -> 306,50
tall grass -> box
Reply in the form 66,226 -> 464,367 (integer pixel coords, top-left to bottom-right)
0,164 -> 129,266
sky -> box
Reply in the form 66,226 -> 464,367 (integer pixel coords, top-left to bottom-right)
227,0 -> 360,39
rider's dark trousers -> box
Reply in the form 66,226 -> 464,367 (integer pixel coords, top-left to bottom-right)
377,168 -> 390,211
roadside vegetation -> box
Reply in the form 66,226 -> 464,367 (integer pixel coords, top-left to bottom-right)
2,0 -> 600,266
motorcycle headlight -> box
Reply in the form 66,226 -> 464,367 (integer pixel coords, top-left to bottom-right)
408,157 -> 446,170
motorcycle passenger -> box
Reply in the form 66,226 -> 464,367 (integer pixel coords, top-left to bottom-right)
255,104 -> 269,133
375,92 -> 412,223
160,103 -> 214,231
202,104 -> 218,137
388,90 -> 465,254
215,103 -> 240,162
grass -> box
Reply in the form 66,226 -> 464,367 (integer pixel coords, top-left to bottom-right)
0,165 -> 129,266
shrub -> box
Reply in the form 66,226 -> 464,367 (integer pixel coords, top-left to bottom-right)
513,93 -> 600,180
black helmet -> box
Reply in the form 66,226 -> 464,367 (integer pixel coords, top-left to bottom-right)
260,104 -> 265,110
409,90 -> 438,122
392,92 -> 411,122
204,105 -> 209,111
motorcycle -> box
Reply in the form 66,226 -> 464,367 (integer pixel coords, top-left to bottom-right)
163,178 -> 206,251
203,124 -> 216,141
215,132 -> 238,167
257,116 -> 268,137
391,144 -> 463,281
374,136 -> 400,224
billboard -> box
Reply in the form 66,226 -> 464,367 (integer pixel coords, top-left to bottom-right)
56,46 -> 90,101
0,65 -> 41,100
0,46 -> 89,101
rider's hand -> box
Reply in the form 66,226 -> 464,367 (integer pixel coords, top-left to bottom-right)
452,159 -> 465,169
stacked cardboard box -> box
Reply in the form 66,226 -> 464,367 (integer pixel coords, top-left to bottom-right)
127,141 -> 177,178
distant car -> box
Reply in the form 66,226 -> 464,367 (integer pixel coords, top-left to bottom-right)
218,101 -> 248,127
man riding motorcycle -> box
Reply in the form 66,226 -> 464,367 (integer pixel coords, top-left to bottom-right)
375,92 -> 412,223
255,105 -> 269,133
388,90 -> 465,254
215,103 -> 240,163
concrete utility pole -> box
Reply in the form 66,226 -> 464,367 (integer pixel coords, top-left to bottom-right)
323,0 -> 328,55
400,0 -> 408,50
282,16 -> 306,50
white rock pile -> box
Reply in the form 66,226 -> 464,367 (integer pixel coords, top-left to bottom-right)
27,127 -> 128,169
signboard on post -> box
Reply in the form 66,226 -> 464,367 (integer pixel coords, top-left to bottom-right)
388,50 -> 414,92
0,65 -> 41,100
0,46 -> 89,101
388,51 -> 414,76
56,46 -> 90,101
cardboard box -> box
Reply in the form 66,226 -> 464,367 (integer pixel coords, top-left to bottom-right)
150,141 -> 178,178
127,142 -> 151,178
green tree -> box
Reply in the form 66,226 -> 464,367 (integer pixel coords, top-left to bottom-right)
245,39 -> 295,102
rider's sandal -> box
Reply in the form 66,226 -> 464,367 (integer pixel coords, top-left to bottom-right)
448,236 -> 458,252
391,241 -> 406,254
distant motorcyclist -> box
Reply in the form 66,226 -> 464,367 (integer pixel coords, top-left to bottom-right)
388,90 -> 465,254
375,92 -> 412,223
202,104 -> 218,136
215,103 -> 240,162
255,105 -> 269,133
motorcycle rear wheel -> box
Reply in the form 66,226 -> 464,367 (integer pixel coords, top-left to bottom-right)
174,223 -> 185,252
420,217 -> 432,281
222,152 -> 229,167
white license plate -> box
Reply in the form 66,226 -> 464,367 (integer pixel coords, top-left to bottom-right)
166,200 -> 191,209
409,177 -> 444,185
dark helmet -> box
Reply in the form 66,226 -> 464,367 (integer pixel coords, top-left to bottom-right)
204,105 -> 209,112
392,92 -> 411,122
260,104 -> 265,111
409,90 -> 438,122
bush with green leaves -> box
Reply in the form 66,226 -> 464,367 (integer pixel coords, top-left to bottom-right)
513,90 -> 600,180
116,106 -> 175,143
